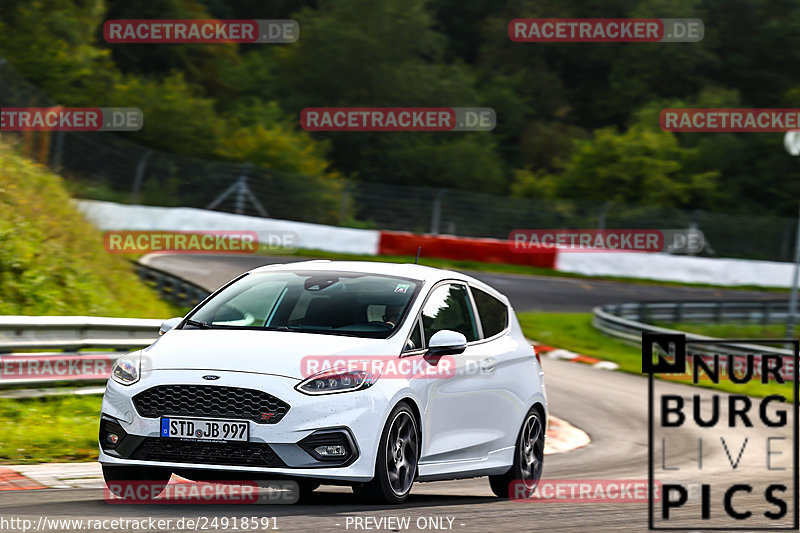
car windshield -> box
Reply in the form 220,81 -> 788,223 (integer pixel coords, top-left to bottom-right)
183,270 -> 420,339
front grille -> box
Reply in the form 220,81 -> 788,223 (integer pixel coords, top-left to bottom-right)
132,385 -> 290,424
132,438 -> 286,467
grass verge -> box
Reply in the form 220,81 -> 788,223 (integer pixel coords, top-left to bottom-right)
0,395 -> 101,464
0,141 -> 176,318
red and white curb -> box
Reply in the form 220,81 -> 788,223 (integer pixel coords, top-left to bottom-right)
2,463 -> 102,490
534,344 -> 620,371
0,414 -> 589,491
545,416 -> 590,455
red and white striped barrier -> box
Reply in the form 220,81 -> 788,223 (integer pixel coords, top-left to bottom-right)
378,231 -> 557,269
78,201 -> 798,288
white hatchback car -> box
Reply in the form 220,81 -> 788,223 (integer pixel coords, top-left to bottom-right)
99,261 -> 547,503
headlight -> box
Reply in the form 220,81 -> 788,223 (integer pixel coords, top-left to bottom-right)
296,369 -> 378,395
111,356 -> 140,386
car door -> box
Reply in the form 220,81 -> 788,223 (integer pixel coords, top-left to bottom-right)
468,285 -> 537,455
413,281 -> 505,464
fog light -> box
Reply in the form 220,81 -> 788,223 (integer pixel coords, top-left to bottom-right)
314,445 -> 346,457
106,433 -> 119,445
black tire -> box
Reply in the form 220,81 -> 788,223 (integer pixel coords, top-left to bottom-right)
102,465 -> 172,499
352,403 -> 419,504
489,407 -> 545,499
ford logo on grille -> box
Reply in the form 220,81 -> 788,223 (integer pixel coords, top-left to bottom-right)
202,375 -> 220,380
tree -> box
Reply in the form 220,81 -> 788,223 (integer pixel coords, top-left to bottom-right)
546,105 -> 720,208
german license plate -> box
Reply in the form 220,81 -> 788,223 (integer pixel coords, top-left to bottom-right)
160,417 -> 248,442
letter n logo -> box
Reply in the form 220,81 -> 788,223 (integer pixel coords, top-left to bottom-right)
642,333 -> 686,374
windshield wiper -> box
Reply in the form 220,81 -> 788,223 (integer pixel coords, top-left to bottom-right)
275,325 -> 364,338
275,325 -> 317,333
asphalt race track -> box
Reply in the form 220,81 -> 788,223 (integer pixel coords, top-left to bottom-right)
0,255 -> 792,532
141,253 -> 784,312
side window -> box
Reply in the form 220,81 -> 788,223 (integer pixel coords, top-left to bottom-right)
471,287 -> 509,339
421,284 -> 478,342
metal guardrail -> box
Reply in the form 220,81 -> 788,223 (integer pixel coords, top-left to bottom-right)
133,261 -> 211,308
593,301 -> 794,357
0,315 -> 161,352
602,300 -> 792,325
0,316 -> 162,387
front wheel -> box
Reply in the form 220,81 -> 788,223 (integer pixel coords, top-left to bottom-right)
489,407 -> 545,499
353,403 -> 419,504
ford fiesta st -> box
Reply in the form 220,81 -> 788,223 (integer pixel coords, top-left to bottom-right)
99,261 -> 547,503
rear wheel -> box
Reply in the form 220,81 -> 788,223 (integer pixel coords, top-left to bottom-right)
353,403 -> 419,504
102,465 -> 172,499
489,407 -> 545,499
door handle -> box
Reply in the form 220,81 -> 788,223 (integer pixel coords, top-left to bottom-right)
480,357 -> 496,373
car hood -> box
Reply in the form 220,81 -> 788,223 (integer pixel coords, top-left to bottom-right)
141,329 -> 400,379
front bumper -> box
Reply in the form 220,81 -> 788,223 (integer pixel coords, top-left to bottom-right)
98,369 -> 386,482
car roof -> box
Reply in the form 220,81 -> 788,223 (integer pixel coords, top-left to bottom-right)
248,260 -> 462,283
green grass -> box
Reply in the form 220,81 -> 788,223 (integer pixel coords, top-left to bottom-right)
0,141 -> 176,318
0,395 -> 102,464
518,311 -> 794,400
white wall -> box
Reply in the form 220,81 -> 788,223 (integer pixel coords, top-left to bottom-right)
556,252 -> 794,288
76,200 -> 380,255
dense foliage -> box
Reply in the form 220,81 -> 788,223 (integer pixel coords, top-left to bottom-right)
1,0 -> 798,215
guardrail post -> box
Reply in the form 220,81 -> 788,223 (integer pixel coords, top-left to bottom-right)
155,275 -> 165,299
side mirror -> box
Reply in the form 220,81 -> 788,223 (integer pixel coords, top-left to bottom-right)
159,317 -> 183,336
426,330 -> 467,356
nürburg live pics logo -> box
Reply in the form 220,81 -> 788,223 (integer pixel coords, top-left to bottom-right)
644,332 -> 799,530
